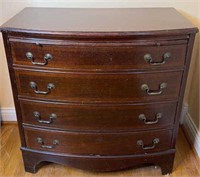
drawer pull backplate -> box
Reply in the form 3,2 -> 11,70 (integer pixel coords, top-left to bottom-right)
29,81 -> 55,95
33,111 -> 57,124
138,113 -> 162,124
37,137 -> 59,149
26,52 -> 53,66
141,83 -> 167,96
144,52 -> 171,66
137,138 -> 160,150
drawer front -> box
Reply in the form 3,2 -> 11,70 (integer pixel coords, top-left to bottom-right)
24,127 -> 173,155
20,99 -> 177,131
15,70 -> 182,103
11,39 -> 187,70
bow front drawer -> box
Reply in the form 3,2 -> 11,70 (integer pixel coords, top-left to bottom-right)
10,38 -> 187,71
24,127 -> 173,155
20,99 -> 177,131
15,70 -> 182,103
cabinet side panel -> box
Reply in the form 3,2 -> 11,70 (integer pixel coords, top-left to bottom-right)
171,33 -> 196,147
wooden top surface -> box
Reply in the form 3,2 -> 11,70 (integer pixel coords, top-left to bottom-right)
0,8 -> 198,34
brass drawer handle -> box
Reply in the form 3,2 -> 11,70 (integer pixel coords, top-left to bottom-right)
137,138 -> 160,150
144,52 -> 171,66
26,52 -> 53,66
29,81 -> 55,95
37,137 -> 59,149
138,113 -> 162,125
141,83 -> 167,96
33,111 -> 57,124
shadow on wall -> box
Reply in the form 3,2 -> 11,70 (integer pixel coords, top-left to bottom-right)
0,105 -> 2,126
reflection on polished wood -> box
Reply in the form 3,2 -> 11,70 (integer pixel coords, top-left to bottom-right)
1,124 -> 200,177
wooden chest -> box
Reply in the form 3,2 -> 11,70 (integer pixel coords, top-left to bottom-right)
0,7 -> 198,175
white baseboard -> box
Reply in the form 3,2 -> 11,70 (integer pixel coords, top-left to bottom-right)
180,103 -> 189,124
0,107 -> 17,121
182,111 -> 200,157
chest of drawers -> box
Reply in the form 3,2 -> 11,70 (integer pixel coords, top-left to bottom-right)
1,8 -> 198,175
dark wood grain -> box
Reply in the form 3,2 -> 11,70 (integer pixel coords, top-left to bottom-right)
24,126 -> 173,155
15,69 -> 183,103
21,148 -> 175,174
0,8 -> 197,33
0,8 -> 198,175
10,38 -> 187,71
20,99 -> 177,131
171,33 -> 197,147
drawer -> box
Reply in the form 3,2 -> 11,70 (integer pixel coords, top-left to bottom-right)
10,38 -> 187,70
24,127 -> 173,155
20,99 -> 177,131
15,70 -> 182,103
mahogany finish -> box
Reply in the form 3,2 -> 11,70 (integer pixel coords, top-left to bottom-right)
22,148 -> 176,174
0,8 -> 198,175
24,126 -> 173,155
10,38 -> 187,71
0,8 -> 197,32
20,99 -> 177,131
15,69 -> 182,103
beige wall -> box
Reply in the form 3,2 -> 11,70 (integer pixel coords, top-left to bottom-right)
188,43 -> 199,127
0,0 -> 199,129
0,0 -> 14,108
187,34 -> 200,129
